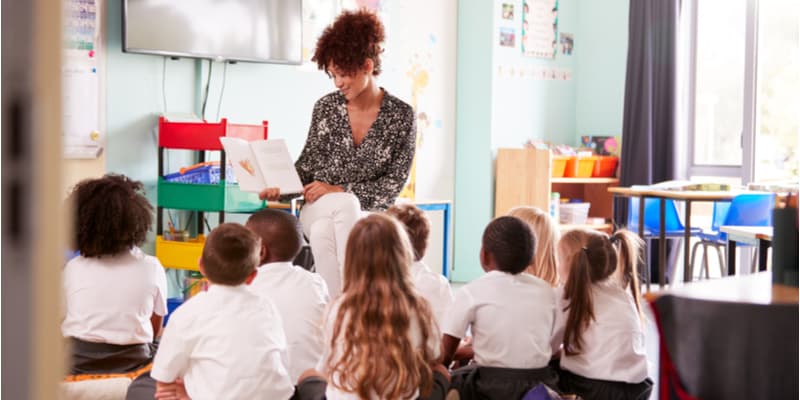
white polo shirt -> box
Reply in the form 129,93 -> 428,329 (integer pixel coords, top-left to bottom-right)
151,284 -> 294,400
320,296 -> 441,400
442,270 -> 557,369
249,261 -> 330,383
410,261 -> 454,328
61,247 -> 168,345
558,279 -> 648,383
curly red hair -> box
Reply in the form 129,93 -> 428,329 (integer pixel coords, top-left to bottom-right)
312,9 -> 385,76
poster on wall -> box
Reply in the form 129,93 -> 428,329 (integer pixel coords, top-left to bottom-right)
521,0 -> 558,59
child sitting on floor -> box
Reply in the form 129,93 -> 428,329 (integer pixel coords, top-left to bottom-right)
246,209 -> 330,383
386,204 -> 454,327
150,223 -> 295,399
306,213 -> 448,400
62,174 -> 167,375
508,206 -> 561,287
554,229 -> 651,400
441,216 -> 560,400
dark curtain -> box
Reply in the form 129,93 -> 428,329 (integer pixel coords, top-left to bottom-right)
615,0 -> 682,282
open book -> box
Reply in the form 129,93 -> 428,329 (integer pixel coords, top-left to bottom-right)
219,137 -> 304,195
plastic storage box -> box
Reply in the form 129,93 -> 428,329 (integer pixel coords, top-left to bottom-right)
552,156 -> 569,177
591,156 -> 619,177
564,156 -> 595,178
559,202 -> 591,224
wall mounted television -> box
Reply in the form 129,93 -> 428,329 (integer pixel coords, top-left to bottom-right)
123,0 -> 303,64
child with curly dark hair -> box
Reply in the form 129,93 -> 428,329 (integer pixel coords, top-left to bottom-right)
61,174 -> 167,375
259,9 -> 416,299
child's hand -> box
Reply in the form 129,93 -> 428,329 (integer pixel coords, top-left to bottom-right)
155,379 -> 190,400
451,342 -> 474,369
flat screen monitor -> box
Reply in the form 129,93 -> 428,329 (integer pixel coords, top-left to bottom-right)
123,0 -> 303,64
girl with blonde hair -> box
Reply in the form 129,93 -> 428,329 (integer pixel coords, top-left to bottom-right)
554,229 -> 651,400
318,213 -> 446,400
508,206 -> 561,286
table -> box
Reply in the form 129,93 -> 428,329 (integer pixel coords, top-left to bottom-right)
608,187 -> 738,287
648,273 -> 798,399
719,225 -> 773,276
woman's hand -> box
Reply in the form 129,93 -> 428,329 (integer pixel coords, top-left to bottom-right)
303,181 -> 344,203
258,187 -> 281,201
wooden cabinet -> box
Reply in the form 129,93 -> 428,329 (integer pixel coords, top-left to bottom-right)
494,148 -> 618,232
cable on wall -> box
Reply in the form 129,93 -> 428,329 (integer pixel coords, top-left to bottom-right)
200,59 -> 212,120
215,61 -> 229,122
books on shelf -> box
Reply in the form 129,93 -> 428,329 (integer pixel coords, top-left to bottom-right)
220,137 -> 303,195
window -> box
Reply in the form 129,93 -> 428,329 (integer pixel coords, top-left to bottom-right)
685,0 -> 799,184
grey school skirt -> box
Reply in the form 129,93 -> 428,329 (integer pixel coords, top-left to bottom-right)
68,337 -> 155,375
449,364 -> 560,400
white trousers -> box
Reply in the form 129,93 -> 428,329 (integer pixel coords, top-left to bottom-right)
299,192 -> 362,299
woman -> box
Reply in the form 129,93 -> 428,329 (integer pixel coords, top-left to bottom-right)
260,10 -> 416,298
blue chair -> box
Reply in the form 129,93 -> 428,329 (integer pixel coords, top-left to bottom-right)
689,193 -> 775,278
628,197 -> 702,283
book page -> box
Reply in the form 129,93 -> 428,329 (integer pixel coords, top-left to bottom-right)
249,139 -> 304,195
220,137 -> 267,192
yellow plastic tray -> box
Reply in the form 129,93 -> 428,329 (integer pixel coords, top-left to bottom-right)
155,235 -> 205,271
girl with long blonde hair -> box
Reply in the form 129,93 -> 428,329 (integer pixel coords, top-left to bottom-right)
321,213 -> 442,400
508,206 -> 560,286
554,229 -> 651,400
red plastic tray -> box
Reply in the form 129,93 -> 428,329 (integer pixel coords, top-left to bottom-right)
158,117 -> 268,150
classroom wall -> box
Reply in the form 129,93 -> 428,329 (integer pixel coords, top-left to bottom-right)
491,0 -> 578,149
575,0 -> 630,139
103,1 -> 457,251
451,0 -> 630,281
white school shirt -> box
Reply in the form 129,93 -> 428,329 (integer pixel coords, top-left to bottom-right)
558,278 -> 649,383
61,247 -> 168,345
319,296 -> 441,400
410,260 -> 454,328
442,270 -> 557,369
151,284 -> 294,400
249,261 -> 330,383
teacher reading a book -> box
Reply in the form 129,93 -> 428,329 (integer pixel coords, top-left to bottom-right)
259,9 -> 416,298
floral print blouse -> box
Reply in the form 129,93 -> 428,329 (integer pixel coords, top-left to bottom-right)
294,89 -> 416,211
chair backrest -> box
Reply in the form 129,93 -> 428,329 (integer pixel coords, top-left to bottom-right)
628,197 -> 684,233
722,193 -> 775,227
710,201 -> 732,231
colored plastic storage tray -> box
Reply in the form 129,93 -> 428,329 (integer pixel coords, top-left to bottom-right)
155,234 -> 205,271
157,178 -> 265,212
564,156 -> 595,177
158,117 -> 268,150
592,156 -> 619,177
552,156 -> 569,177
164,164 -> 237,184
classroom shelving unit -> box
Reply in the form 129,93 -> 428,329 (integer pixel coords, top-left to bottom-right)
155,116 -> 269,271
494,148 -> 618,232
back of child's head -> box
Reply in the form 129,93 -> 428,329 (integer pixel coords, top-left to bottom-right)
559,229 -> 644,355
331,213 -> 437,399
508,206 -> 560,285
386,204 -> 430,262
482,216 -> 535,274
201,223 -> 261,286
68,174 -> 153,258
245,209 -> 302,263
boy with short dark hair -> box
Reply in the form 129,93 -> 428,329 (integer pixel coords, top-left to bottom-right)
150,223 -> 294,399
441,216 -> 560,399
246,209 -> 330,383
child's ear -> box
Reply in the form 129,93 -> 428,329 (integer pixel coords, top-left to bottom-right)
260,244 -> 269,264
244,269 -> 258,285
479,247 -> 489,271
198,258 -> 206,276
